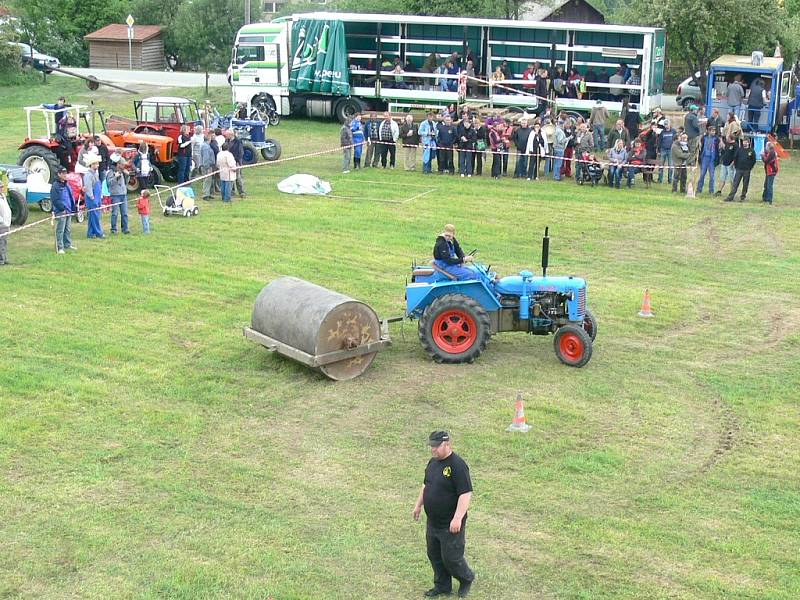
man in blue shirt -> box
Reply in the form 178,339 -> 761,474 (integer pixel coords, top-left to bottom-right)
50,167 -> 77,254
657,119 -> 676,184
696,125 -> 720,194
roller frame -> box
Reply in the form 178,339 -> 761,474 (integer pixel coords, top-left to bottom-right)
243,318 -> 395,368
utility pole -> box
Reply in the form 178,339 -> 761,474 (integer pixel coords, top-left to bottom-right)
245,0 -> 251,25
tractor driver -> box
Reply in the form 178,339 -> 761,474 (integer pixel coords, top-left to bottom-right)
433,224 -> 477,281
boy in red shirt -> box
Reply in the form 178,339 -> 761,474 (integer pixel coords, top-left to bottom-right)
136,189 -> 151,234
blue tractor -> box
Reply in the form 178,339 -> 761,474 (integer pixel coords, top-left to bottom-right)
210,112 -> 282,164
406,228 -> 596,367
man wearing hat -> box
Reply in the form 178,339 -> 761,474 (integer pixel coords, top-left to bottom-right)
50,167 -> 77,254
106,158 -> 130,234
432,224 -> 476,281
412,431 -> 475,598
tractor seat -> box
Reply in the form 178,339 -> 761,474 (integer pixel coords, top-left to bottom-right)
413,268 -> 435,277
429,261 -> 458,281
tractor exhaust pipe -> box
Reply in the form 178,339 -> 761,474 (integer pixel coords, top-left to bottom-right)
541,226 -> 550,278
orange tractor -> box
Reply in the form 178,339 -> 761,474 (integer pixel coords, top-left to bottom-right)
17,105 -> 168,194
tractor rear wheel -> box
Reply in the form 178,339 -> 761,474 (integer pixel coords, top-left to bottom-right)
419,294 -> 491,364
8,189 -> 29,226
582,309 -> 598,341
261,138 -> 282,161
18,146 -> 62,183
126,173 -> 142,193
553,324 -> 592,367
242,142 -> 259,165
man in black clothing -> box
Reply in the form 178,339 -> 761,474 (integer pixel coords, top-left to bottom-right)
725,137 -> 757,202
431,223 -> 475,281
436,116 -> 457,174
413,431 -> 475,598
226,131 -> 247,197
512,118 -> 532,178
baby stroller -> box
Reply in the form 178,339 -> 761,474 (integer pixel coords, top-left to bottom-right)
155,184 -> 199,217
581,153 -> 604,187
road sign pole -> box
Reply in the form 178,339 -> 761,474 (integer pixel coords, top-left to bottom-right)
126,14 -> 135,70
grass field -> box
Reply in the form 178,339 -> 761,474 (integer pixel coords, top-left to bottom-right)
1,78 -> 799,599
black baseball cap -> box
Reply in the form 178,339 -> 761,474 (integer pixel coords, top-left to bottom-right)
56,166 -> 67,174
428,431 -> 450,446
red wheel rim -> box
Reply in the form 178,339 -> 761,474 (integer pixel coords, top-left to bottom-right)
432,310 -> 477,353
558,332 -> 585,362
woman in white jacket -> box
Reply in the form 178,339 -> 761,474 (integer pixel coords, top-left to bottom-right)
525,121 -> 548,180
216,143 -> 237,203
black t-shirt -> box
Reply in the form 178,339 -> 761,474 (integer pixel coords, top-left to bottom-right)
423,452 -> 472,529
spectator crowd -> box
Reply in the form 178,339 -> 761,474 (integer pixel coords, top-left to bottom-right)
340,102 -> 780,204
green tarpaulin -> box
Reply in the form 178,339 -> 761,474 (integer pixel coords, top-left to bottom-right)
289,19 -> 350,96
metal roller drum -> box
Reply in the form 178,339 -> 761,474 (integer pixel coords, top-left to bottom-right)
246,277 -> 389,381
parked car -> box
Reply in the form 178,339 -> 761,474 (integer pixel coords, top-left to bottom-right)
12,42 -> 60,73
676,72 -> 704,109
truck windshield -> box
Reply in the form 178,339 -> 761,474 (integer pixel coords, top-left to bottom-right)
236,46 -> 264,64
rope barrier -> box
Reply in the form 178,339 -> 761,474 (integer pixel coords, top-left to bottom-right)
0,136 -> 705,241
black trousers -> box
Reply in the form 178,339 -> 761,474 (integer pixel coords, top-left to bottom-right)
426,523 -> 474,593
726,169 -> 751,200
379,142 -> 396,168
526,154 -> 540,180
491,150 -> 502,178
475,151 -> 484,175
438,149 -> 454,173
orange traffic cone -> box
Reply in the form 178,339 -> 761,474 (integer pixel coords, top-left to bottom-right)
506,391 -> 531,433
638,288 -> 655,318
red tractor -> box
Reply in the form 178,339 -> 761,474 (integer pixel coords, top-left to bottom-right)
133,96 -> 202,142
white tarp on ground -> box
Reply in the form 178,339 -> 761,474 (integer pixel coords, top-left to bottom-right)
277,174 -> 331,195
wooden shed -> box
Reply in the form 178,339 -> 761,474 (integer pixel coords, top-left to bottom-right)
84,24 -> 165,70
520,0 -> 605,24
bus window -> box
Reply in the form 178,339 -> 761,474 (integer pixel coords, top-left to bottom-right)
236,45 -> 265,64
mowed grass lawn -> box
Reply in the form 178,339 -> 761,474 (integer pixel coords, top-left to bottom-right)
1,78 -> 799,599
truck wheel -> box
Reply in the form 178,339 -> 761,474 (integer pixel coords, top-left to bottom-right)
419,293 -> 491,364
680,97 -> 694,110
242,142 -> 259,165
582,309 -> 597,341
261,138 -> 282,161
8,189 -> 29,226
335,97 -> 364,123
18,146 -> 62,183
553,325 -> 592,367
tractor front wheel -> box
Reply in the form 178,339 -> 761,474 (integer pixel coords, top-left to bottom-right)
8,189 -> 29,226
261,138 -> 282,161
242,142 -> 259,165
18,146 -> 62,184
553,324 -> 592,368
419,294 -> 491,364
582,309 -> 598,342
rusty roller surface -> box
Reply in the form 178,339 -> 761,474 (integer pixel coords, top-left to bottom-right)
251,277 -> 382,380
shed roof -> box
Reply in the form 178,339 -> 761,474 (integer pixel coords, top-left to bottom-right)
84,24 -> 162,43
520,0 -> 604,21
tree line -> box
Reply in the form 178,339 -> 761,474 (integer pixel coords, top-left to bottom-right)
2,0 -> 797,80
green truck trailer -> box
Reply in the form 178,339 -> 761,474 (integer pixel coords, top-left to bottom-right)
228,12 -> 666,122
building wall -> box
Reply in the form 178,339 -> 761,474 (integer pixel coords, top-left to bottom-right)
141,39 -> 165,70
88,38 -> 165,70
